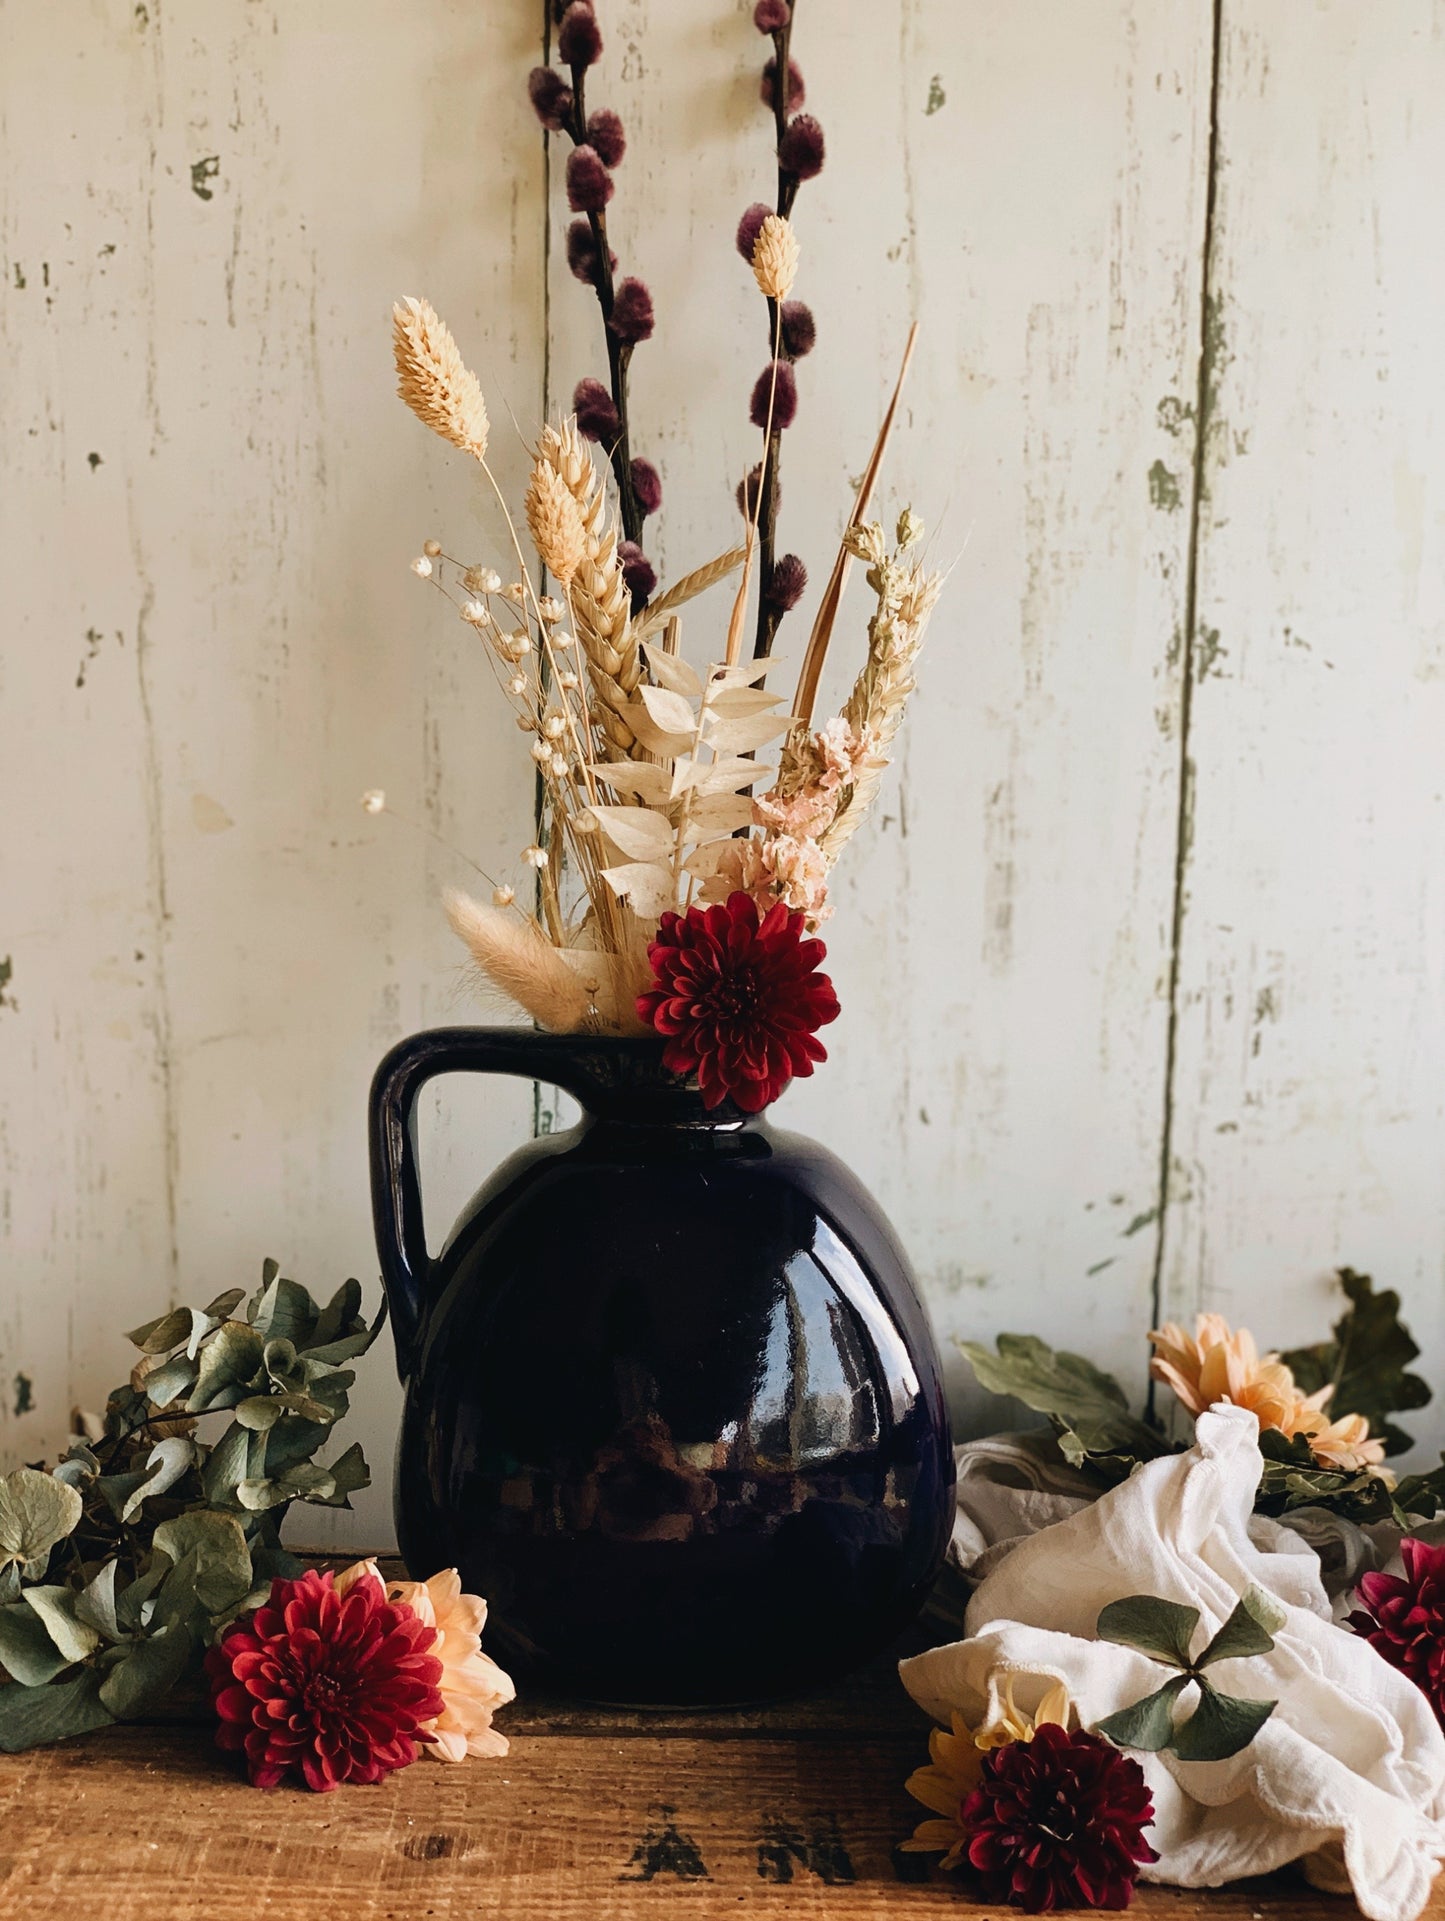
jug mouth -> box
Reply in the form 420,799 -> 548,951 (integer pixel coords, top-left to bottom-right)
543,1035 -> 762,1128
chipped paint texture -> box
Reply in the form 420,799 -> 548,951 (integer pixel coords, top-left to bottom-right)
2,2 -> 1443,1550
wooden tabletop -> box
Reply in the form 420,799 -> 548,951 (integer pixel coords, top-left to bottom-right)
0,1562 -> 1410,1919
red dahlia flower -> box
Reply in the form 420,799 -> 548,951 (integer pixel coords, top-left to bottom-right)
636,891 -> 839,1112
205,1567 -> 444,1792
1349,1535 -> 1445,1725
961,1722 -> 1157,1912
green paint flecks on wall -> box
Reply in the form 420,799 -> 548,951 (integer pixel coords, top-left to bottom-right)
925,75 -> 946,115
1157,396 -> 1194,437
12,263 -> 25,290
76,626 -> 103,690
0,956 -> 14,1012
190,156 -> 221,201
12,1373 -> 34,1418
1121,1206 -> 1159,1239
1148,460 -> 1182,511
1196,625 -> 1227,679
87,451 -> 103,470
1086,1257 -> 1118,1277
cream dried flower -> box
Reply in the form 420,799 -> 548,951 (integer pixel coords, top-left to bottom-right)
752,213 -> 800,301
392,297 -> 489,461
525,458 -> 587,586
388,1568 -> 516,1761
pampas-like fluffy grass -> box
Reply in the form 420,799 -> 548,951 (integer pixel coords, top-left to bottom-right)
393,298 -> 490,462
443,889 -> 591,1032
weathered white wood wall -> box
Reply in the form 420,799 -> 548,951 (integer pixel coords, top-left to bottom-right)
3,1 -> 1442,1549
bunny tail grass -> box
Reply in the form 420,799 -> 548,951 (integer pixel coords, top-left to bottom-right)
443,889 -> 592,1033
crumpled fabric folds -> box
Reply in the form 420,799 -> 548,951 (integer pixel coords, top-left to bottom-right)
900,1406 -> 1445,1921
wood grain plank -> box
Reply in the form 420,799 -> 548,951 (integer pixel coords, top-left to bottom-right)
0,1721 -> 1377,1920
1159,4 -> 1445,1434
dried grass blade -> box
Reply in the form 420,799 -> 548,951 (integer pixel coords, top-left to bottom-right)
636,548 -> 748,637
793,322 -> 918,724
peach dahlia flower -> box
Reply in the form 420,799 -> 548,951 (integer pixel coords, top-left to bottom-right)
388,1568 -> 516,1761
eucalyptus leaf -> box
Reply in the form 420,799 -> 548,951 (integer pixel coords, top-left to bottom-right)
52,1445 -> 100,1492
126,1305 -> 198,1355
1097,1595 -> 1200,1668
1093,1674 -> 1190,1753
262,1417 -> 331,1477
152,1510 -> 252,1615
0,1564 -> 20,1607
187,1322 -> 265,1414
117,1437 -> 196,1523
307,1278 -> 363,1354
0,1468 -> 83,1572
250,1274 -> 319,1348
99,1624 -> 194,1719
115,1557 -> 168,1635
202,1420 -> 253,1504
960,1335 -> 1169,1460
0,1670 -> 112,1752
22,1587 -> 102,1665
74,1560 -> 122,1641
0,1600 -> 77,1686
202,1286 -> 247,1325
142,1354 -> 199,1407
1171,1679 -> 1276,1762
1197,1588 -> 1282,1669
305,1442 -> 370,1508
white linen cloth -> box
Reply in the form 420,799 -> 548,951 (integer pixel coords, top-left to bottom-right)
900,1406 -> 1445,1921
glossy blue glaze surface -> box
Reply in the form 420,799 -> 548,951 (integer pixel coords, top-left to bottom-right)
370,1030 -> 954,1705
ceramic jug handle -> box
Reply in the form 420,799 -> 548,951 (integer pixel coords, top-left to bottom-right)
368,1027 -> 597,1377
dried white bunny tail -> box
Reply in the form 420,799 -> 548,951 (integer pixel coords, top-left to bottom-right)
442,889 -> 591,1033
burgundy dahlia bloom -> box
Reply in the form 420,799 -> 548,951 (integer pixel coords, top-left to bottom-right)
527,66 -> 573,132
637,892 -> 840,1112
566,144 -> 613,214
750,360 -> 797,431
586,108 -> 627,168
573,376 -> 621,443
557,1 -> 602,68
778,112 -> 826,182
961,1723 -> 1157,1913
609,276 -> 655,346
205,1568 -> 444,1793
1350,1536 -> 1445,1724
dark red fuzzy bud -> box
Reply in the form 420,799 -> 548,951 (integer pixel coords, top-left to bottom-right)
735,202 -> 773,264
528,66 -> 574,132
630,458 -> 662,519
750,360 -> 797,432
779,299 -> 815,358
736,462 -> 771,520
558,1 -> 602,68
754,0 -> 790,30
778,113 -> 825,182
586,108 -> 627,169
573,377 -> 621,443
566,145 -> 614,214
763,552 -> 808,612
566,217 -> 600,286
760,57 -> 805,114
609,276 -> 655,346
618,541 -> 656,610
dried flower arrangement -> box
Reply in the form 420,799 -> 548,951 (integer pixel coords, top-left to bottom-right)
381,1 -> 941,1112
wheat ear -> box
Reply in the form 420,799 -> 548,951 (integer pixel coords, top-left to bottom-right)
443,889 -> 592,1032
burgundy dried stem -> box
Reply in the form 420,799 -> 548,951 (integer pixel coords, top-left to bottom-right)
751,0 -> 800,662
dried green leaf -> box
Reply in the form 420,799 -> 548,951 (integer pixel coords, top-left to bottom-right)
1197,1588 -> 1282,1669
201,1420 -> 252,1504
98,1624 -> 193,1720
22,1587 -> 102,1665
152,1510 -> 252,1615
74,1560 -> 122,1642
0,1669 -> 112,1752
1281,1269 -> 1430,1456
187,1322 -> 265,1414
250,1273 -> 319,1349
52,1445 -> 100,1493
114,1558 -> 168,1635
114,1437 -> 195,1523
960,1335 -> 1168,1461
1171,1679 -> 1276,1762
304,1442 -> 370,1509
1093,1674 -> 1189,1753
142,1354 -> 199,1406
0,1601 -> 77,1686
305,1279 -> 364,1355
1097,1595 -> 1200,1669
0,1469 -> 83,1573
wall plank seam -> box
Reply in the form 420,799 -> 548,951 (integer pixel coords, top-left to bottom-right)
1147,0 -> 1226,1383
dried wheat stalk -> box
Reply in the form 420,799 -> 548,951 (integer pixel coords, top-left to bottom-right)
524,461 -> 587,586
392,298 -> 490,462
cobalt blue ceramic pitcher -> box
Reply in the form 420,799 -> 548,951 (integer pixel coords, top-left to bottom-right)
369,1028 -> 954,1705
